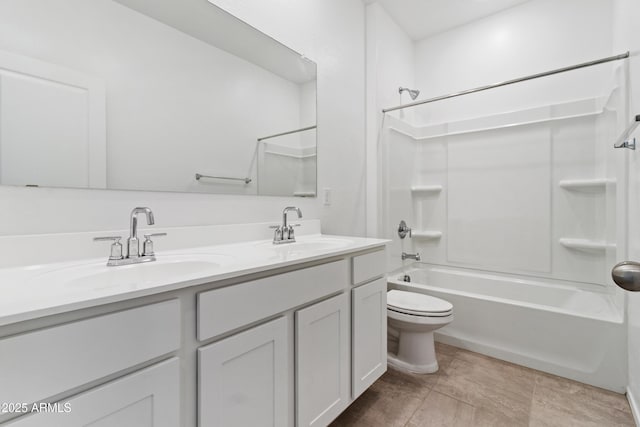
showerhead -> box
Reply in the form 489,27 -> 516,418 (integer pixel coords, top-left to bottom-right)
399,87 -> 420,100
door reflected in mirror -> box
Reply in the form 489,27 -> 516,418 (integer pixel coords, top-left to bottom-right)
0,0 -> 317,197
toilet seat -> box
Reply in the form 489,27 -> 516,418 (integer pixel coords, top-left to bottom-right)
387,290 -> 453,317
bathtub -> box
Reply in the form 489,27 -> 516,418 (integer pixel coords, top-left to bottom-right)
387,264 -> 627,392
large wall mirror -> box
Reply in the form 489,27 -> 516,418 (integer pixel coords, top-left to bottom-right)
0,0 -> 317,197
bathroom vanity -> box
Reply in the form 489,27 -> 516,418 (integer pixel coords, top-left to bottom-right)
0,221 -> 388,426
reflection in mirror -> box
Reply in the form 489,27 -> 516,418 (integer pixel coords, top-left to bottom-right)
0,0 -> 317,197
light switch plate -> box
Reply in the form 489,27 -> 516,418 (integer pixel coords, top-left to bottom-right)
323,188 -> 332,206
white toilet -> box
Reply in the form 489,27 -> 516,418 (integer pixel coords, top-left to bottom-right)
387,289 -> 454,374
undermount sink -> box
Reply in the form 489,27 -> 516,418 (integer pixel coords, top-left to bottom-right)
28,253 -> 233,291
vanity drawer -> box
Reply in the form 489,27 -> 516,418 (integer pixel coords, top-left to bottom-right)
0,299 -> 180,407
4,358 -> 180,427
352,249 -> 386,286
198,259 -> 349,341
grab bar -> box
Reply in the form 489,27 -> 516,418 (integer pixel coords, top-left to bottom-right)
195,173 -> 252,184
613,114 -> 640,150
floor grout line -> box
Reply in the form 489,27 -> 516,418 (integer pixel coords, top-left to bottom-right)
430,388 -> 478,410
432,387 -> 475,408
402,386 -> 433,427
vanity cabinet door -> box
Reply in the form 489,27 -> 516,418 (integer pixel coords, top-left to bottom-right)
198,317 -> 289,427
5,358 -> 180,427
352,278 -> 387,398
296,292 -> 350,427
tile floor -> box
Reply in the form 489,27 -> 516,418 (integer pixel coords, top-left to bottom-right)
331,343 -> 635,427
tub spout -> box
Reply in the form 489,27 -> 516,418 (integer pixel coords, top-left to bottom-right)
402,252 -> 421,261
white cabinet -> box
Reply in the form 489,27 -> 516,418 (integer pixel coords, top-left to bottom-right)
198,317 -> 289,427
351,250 -> 386,285
198,260 -> 348,341
0,300 -> 180,407
296,293 -> 350,427
6,358 -> 180,427
352,278 -> 387,398
0,244 -> 387,427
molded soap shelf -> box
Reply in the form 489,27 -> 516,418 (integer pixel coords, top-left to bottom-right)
559,179 -> 613,192
559,238 -> 615,251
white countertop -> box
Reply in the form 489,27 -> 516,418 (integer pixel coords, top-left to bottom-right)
0,234 -> 388,327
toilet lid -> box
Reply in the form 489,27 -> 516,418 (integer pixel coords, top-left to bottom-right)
387,290 -> 453,315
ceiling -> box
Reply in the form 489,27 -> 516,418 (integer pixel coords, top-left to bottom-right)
369,0 -> 533,40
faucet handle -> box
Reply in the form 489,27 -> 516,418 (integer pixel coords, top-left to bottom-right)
142,233 -> 167,257
94,236 -> 121,242
287,225 -> 296,241
94,236 -> 124,261
398,220 -> 412,239
272,226 -> 283,242
144,233 -> 167,239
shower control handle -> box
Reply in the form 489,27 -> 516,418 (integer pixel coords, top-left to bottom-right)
398,220 -> 412,239
612,261 -> 640,291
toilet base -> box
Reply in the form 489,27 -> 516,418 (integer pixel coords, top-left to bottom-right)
387,352 -> 439,374
387,329 -> 439,374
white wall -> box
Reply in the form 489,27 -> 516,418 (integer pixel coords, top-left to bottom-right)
365,3 -> 415,236
613,0 -> 640,418
0,0 -> 366,237
413,0 -> 614,125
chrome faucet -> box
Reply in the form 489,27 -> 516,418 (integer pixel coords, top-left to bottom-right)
402,252 -> 421,261
128,207 -> 155,258
273,206 -> 302,244
94,207 -> 166,266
